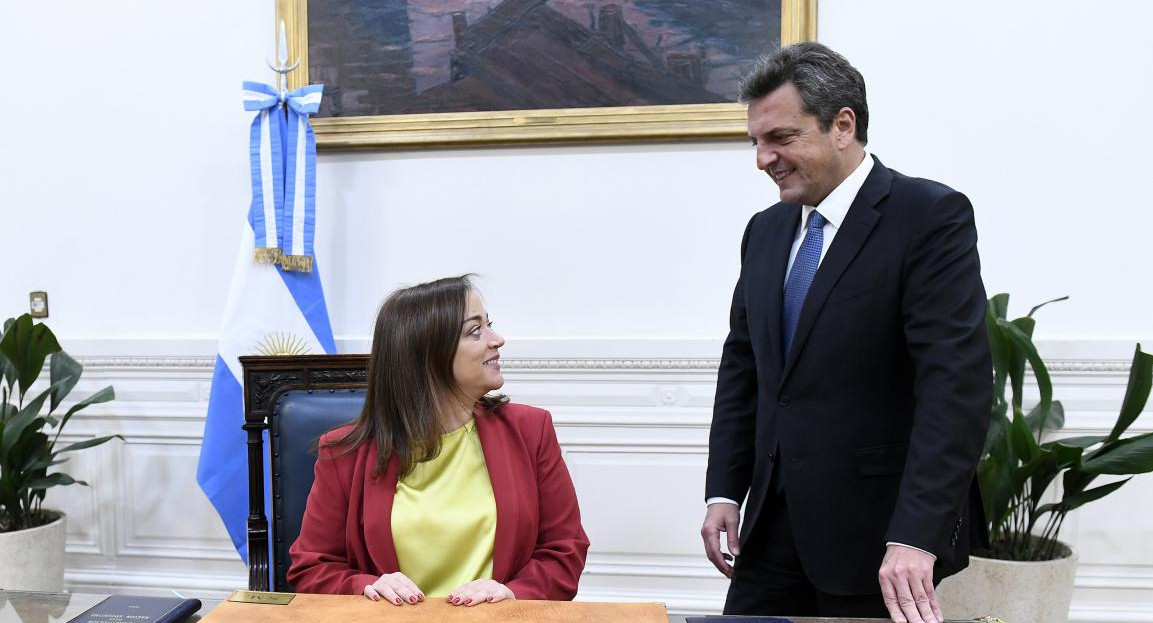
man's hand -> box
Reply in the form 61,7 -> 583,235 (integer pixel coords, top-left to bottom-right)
701,502 -> 741,578
879,544 -> 942,623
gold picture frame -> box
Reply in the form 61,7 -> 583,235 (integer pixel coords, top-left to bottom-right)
276,0 -> 817,149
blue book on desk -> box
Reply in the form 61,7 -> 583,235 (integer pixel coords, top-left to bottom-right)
69,595 -> 202,623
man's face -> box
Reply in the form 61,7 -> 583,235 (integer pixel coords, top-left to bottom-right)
747,82 -> 851,206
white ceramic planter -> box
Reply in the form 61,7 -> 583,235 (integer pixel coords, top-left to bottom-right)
937,542 -> 1078,623
0,512 -> 66,591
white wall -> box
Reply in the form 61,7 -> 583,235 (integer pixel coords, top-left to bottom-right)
7,1 -> 1153,344
3,0 -> 1153,621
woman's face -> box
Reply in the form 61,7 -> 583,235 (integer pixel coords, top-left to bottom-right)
452,290 -> 505,402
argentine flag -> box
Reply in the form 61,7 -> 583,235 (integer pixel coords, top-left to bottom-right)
196,221 -> 336,562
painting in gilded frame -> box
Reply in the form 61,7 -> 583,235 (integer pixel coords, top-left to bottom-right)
277,0 -> 816,148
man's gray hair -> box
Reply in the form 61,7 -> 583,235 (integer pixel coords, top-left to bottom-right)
739,42 -> 869,145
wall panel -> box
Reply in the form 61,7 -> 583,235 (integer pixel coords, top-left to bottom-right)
40,339 -> 1150,621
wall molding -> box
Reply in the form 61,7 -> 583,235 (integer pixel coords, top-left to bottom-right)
73,355 -> 1140,374
81,356 -> 216,369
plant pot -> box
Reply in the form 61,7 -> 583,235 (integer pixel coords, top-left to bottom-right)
0,511 -> 66,591
936,541 -> 1078,623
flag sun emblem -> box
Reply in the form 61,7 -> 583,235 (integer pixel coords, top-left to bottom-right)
254,331 -> 311,356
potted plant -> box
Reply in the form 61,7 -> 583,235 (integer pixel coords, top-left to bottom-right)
938,294 -> 1153,623
0,313 -> 119,591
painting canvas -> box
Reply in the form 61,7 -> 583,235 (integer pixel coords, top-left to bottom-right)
307,0 -> 782,118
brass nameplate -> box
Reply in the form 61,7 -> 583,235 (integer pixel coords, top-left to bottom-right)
227,591 -> 296,605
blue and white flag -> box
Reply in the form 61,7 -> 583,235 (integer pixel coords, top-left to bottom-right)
197,81 -> 334,563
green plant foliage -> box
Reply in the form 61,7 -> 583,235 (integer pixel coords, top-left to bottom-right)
0,314 -> 121,532
980,295 -> 1153,561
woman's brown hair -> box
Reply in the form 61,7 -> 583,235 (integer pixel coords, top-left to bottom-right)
328,275 -> 507,478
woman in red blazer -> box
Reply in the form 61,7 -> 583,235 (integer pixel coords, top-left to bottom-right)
287,275 -> 589,606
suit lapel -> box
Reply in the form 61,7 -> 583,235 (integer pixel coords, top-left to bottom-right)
760,204 -> 802,366
781,159 -> 892,382
369,451 -> 402,573
475,410 -> 517,582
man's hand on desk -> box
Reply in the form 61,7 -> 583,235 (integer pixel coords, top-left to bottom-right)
879,544 -> 942,623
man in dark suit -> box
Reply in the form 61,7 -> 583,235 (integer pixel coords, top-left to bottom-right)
701,42 -> 991,623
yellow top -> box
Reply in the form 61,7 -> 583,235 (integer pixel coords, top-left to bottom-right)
392,418 -> 497,596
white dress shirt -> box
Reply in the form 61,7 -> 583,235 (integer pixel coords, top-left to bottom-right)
784,150 -> 874,281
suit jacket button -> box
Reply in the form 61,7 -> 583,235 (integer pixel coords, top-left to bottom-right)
778,396 -> 791,407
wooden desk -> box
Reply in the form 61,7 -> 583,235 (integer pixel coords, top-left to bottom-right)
4,590 -> 947,623
204,593 -> 667,623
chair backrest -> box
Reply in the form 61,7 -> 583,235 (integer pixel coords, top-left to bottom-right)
240,354 -> 369,592
270,389 -> 365,591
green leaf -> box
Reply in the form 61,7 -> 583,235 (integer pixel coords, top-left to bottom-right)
984,411 -> 1011,456
1054,478 -> 1130,512
1062,467 -> 1095,498
1004,318 -> 1033,411
0,314 -> 61,399
0,341 -> 9,394
1009,409 -> 1040,463
56,435 -> 123,454
18,434 -> 54,470
1,408 -> 46,459
988,293 -> 1010,321
1027,295 -> 1069,319
997,317 -> 1054,424
1080,433 -> 1153,475
987,310 -> 1011,398
979,454 -> 1016,538
24,472 -> 86,490
1049,441 -> 1083,468
1053,435 -> 1107,449
23,454 -> 64,472
1012,315 -> 1037,340
1025,443 -> 1083,506
57,386 -> 115,431
1023,455 -> 1060,507
48,350 -> 82,413
0,378 -> 71,457
0,318 -> 14,392
1033,501 -> 1061,518
1026,400 -> 1064,435
1107,345 -> 1152,443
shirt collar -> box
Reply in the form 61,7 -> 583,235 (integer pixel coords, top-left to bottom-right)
802,150 -> 873,230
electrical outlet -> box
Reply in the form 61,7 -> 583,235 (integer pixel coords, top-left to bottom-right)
29,291 -> 49,318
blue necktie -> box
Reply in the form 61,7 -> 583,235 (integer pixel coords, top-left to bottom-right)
782,210 -> 825,354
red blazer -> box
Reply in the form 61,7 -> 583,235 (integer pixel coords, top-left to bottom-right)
287,403 -> 589,599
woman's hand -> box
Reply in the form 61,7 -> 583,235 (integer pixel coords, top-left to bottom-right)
447,579 -> 515,606
363,572 -> 425,605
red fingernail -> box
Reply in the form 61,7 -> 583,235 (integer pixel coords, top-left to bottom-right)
408,597 -> 416,604
487,596 -> 494,602
465,599 -> 473,605
417,595 -> 424,602
394,598 -> 402,605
